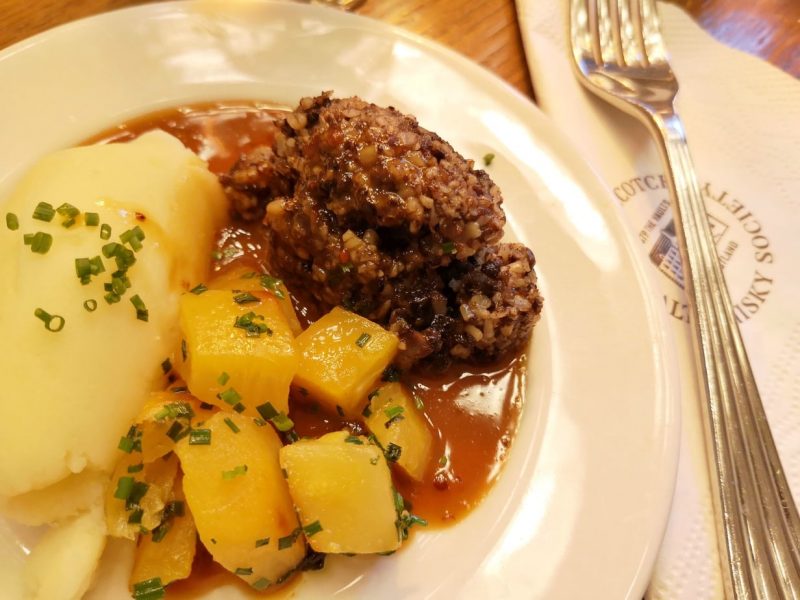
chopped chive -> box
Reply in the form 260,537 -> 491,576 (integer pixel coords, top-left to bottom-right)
382,366 -> 401,382
114,476 -> 135,500
384,405 -> 404,420
165,421 -> 188,442
56,202 -> 79,218
181,339 -> 187,362
120,226 -> 145,252
232,402 -> 246,413
438,455 -> 448,467
362,404 -> 372,418
278,530 -> 300,550
218,388 -> 242,406
441,241 -> 456,254
281,468 -> 288,479
253,418 -> 267,427
355,332 -> 371,348
32,202 -> 55,222
385,443 -> 402,462
233,311 -> 271,337
256,402 -> 278,420
101,242 -> 121,258
75,256 -> 104,283
385,414 -> 405,428
271,413 -> 294,432
61,217 -> 76,229
84,212 -> 100,226
393,489 -> 405,513
118,437 -> 135,453
151,521 -> 171,543
483,152 -> 495,166
335,405 -> 345,417
303,520 -> 323,537
255,537 -> 270,548
153,402 -> 194,422
370,456 -> 379,465
165,500 -> 185,518
127,508 -> 144,524
33,307 -> 65,332
222,464 -> 248,479
345,435 -> 364,445
161,358 -> 172,374
83,298 -> 99,312
5,212 -> 19,230
189,283 -> 207,295
189,429 -> 212,445
100,223 -> 111,240
234,567 -> 253,576
126,481 -> 149,510
240,271 -> 258,279
217,372 -> 230,386
132,576 -> 164,600
211,250 -> 223,261
233,291 -> 259,304
127,463 -> 144,473
259,274 -> 286,299
130,294 -> 149,322
104,291 -> 121,305
210,538 -> 217,544
223,419 -> 241,436
252,577 -> 271,590
27,231 -> 53,254
414,394 -> 424,410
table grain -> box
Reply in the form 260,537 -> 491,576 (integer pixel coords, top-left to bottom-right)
1,0 -> 797,100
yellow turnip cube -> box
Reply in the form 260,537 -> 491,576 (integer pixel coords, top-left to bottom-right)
294,307 -> 399,416
177,290 -> 298,418
175,412 -> 304,589
364,383 -> 433,481
129,480 -> 196,588
279,431 -> 400,554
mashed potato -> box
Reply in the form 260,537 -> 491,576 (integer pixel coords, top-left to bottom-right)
0,130 -> 226,500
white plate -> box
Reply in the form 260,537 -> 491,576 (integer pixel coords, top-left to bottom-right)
0,2 -> 680,598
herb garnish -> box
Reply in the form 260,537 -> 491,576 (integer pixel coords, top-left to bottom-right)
5,213 -> 18,230
132,577 -> 165,600
32,202 -> 55,222
233,292 -> 259,305
259,275 -> 286,299
189,429 -> 212,445
222,464 -> 248,479
25,231 -> 53,254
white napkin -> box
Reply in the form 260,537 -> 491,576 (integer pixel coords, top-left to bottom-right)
516,1 -> 800,598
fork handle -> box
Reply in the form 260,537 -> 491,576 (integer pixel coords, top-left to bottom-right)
650,109 -> 800,599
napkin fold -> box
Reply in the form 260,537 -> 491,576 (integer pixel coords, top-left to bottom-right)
516,1 -> 800,598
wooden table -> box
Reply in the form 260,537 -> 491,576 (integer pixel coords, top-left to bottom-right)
1,0 -> 798,100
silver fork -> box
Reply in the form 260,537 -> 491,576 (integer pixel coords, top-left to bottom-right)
568,0 -> 800,597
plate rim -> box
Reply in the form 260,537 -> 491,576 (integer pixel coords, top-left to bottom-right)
0,2 -> 681,598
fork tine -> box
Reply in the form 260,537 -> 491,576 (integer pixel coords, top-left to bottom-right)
638,0 -> 668,64
595,0 -> 617,65
616,0 -> 645,66
606,0 -> 625,66
570,0 -> 599,67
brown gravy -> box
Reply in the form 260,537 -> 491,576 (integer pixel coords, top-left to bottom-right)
87,101 -> 526,590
